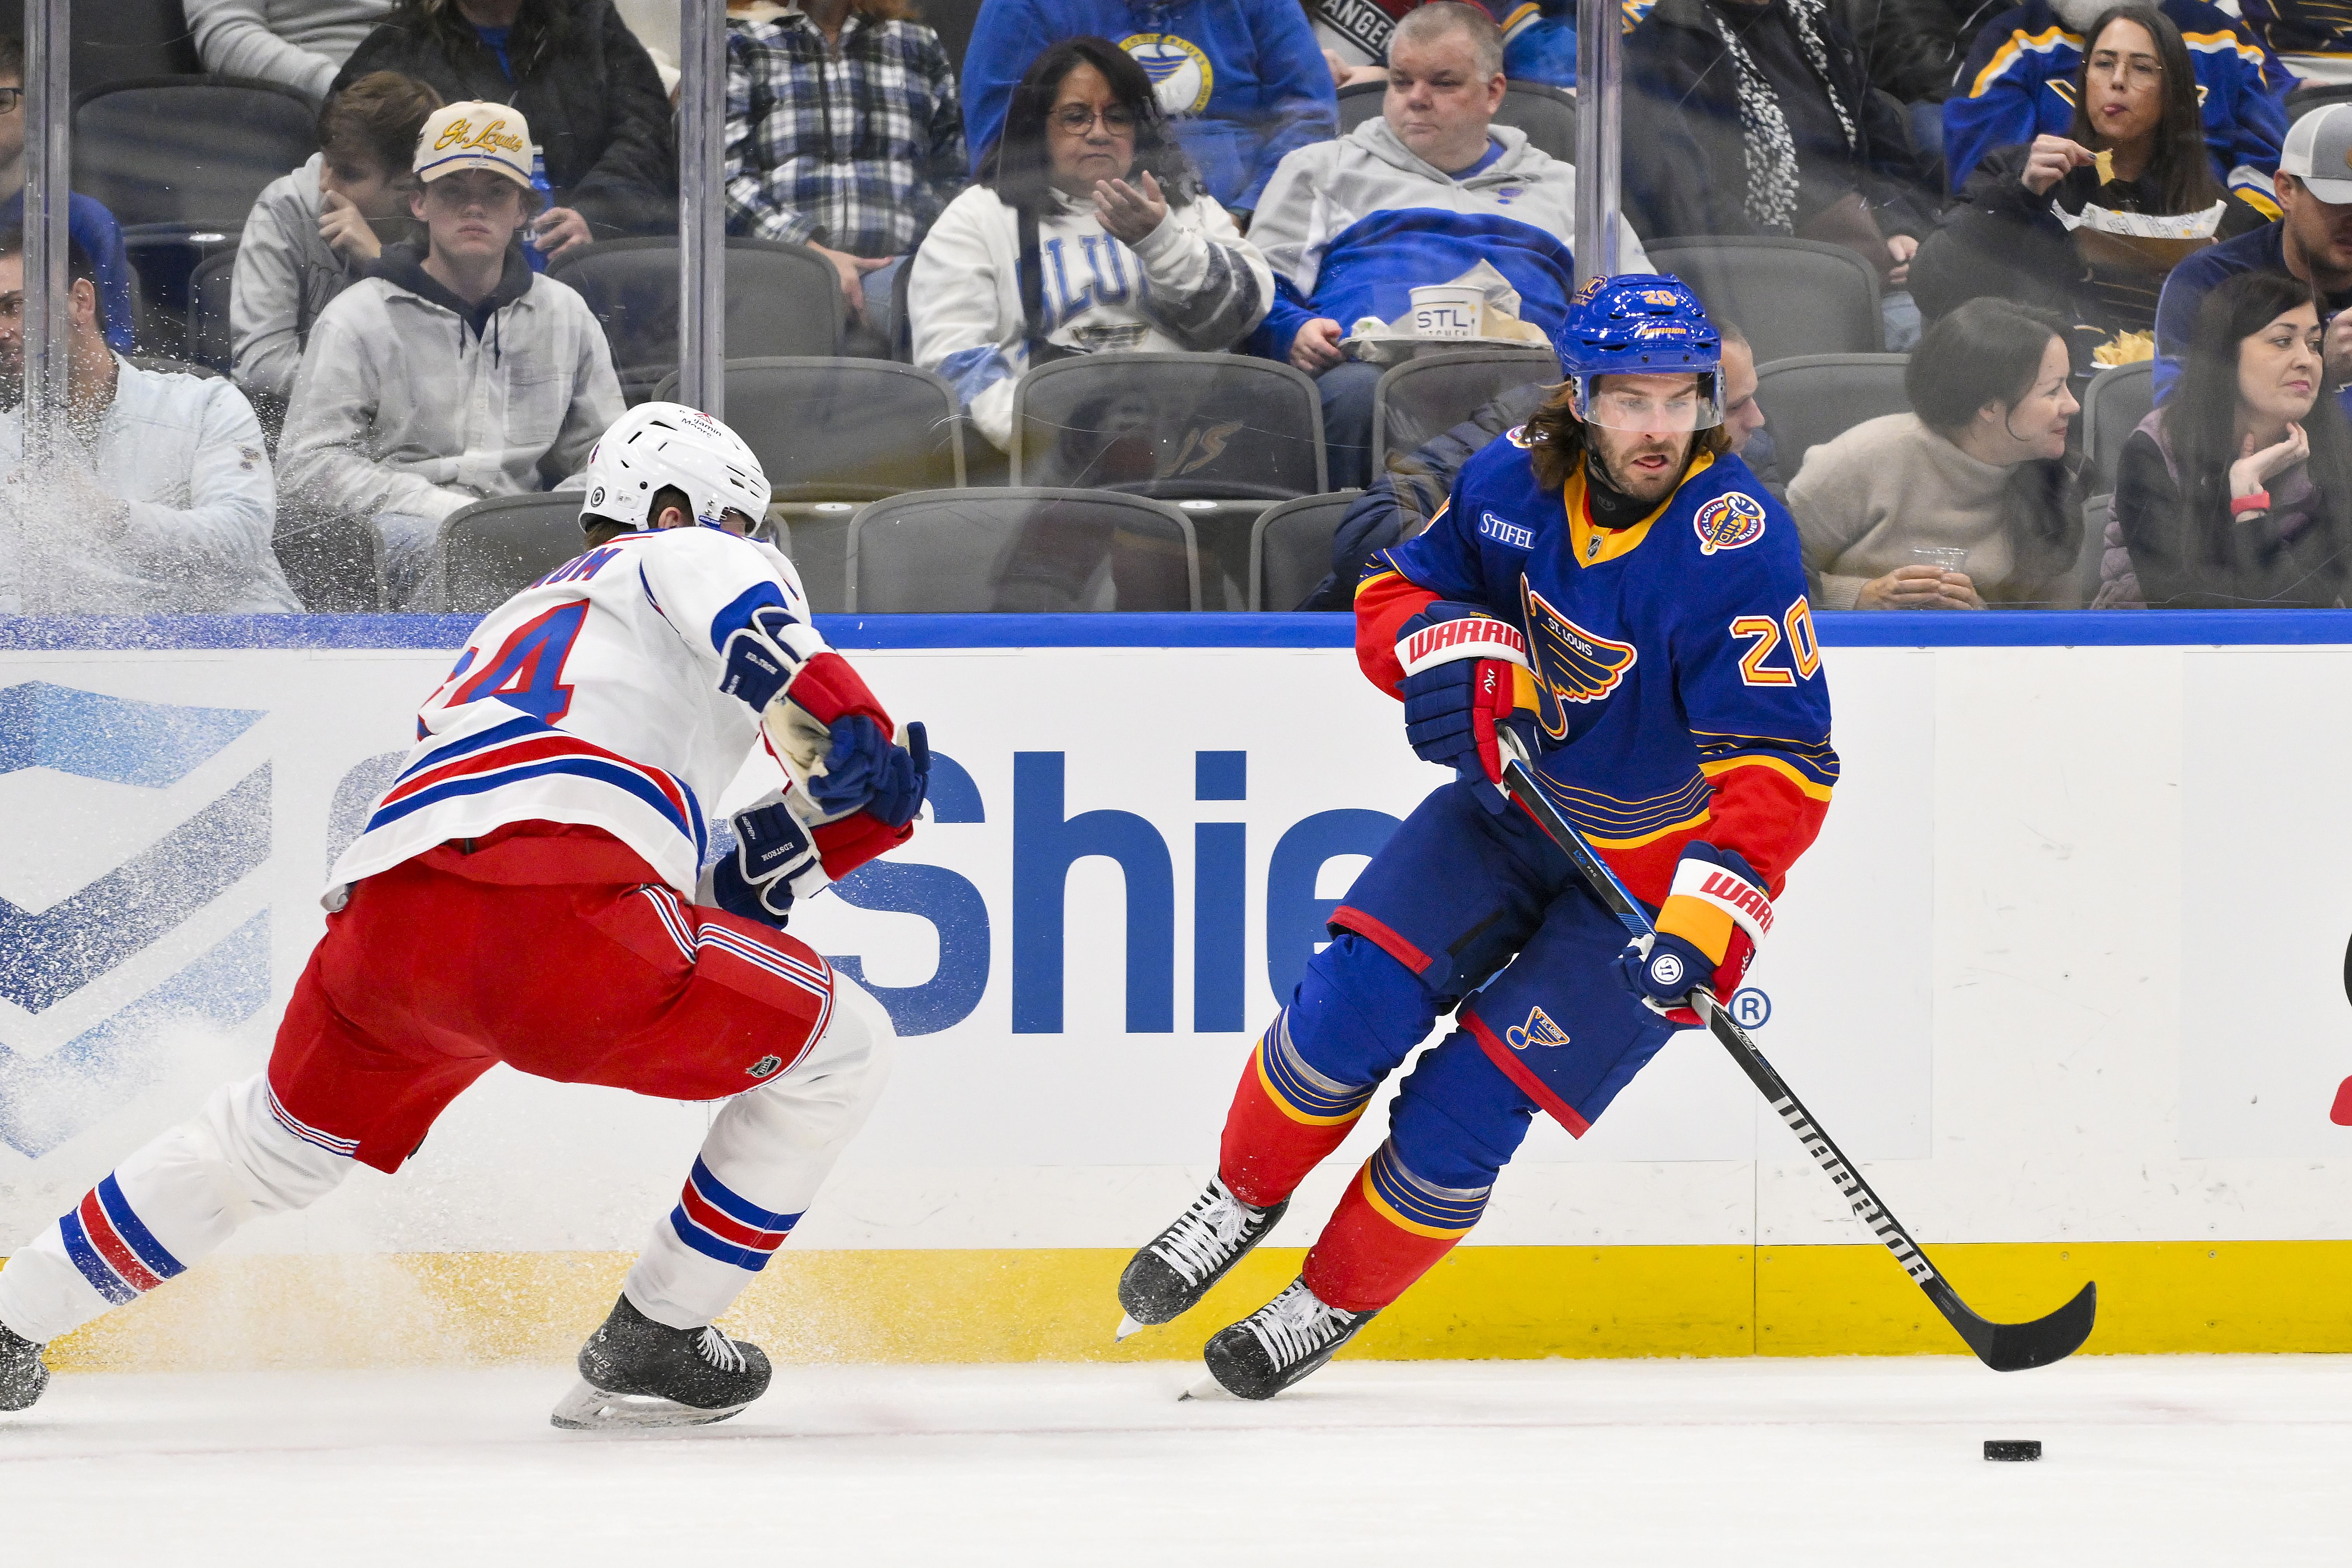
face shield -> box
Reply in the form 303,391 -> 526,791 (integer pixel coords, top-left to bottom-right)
1570,372 -> 1724,434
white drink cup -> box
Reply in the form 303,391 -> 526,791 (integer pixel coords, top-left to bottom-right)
1409,284 -> 1484,339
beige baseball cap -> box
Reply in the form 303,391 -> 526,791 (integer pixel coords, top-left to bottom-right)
2281,103 -> 2352,204
414,102 -> 534,187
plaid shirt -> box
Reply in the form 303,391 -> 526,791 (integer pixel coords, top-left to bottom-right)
725,9 -> 967,256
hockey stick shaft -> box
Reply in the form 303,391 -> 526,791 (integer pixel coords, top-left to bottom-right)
1493,746 -> 2094,1369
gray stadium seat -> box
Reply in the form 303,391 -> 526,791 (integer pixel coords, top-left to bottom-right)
2081,359 -> 2155,495
186,247 -> 235,372
275,506 -> 382,613
2287,82 -> 2352,123
0,0 -> 204,94
1251,490 -> 1364,611
1370,346 -> 1560,475
550,238 -> 847,401
74,76 -> 315,231
1750,353 -> 1912,476
1644,237 -> 1884,364
847,488 -> 1200,612
438,493 -> 591,614
1335,79 -> 1576,163
1010,352 -> 1326,498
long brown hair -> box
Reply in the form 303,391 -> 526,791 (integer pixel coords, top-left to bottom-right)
2065,5 -> 2225,215
1521,386 -> 1732,493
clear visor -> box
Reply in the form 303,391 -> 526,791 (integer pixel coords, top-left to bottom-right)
1572,373 -> 1724,433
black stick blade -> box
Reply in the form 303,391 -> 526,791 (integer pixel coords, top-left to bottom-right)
1939,1279 -> 2098,1372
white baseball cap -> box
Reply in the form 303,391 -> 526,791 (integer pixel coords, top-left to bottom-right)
2280,103 -> 2352,205
413,102 -> 534,188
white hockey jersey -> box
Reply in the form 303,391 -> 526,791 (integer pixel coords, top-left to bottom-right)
328,525 -> 824,907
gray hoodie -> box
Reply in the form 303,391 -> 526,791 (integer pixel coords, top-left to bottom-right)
232,154 -> 378,405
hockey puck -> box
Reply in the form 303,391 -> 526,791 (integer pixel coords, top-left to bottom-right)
1983,1439 -> 2042,1462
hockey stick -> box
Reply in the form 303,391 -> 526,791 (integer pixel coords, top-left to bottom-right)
1494,735 -> 2096,1373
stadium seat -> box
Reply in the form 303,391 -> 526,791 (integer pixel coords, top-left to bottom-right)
847,487 -> 1200,612
1250,490 -> 1364,611
1750,353 -> 1911,475
650,357 -> 966,612
437,493 -> 590,614
73,76 -> 315,231
550,238 -> 847,401
1644,237 -> 1884,363
185,247 -> 235,371
1335,79 -> 1576,163
2081,358 -> 2155,495
0,0 -> 203,94
1010,352 -> 1326,498
1370,345 -> 1560,475
274,506 -> 383,613
2287,82 -> 2352,123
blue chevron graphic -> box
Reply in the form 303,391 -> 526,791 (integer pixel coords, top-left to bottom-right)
0,766 -> 271,1013
0,682 -> 263,787
0,912 -> 270,1157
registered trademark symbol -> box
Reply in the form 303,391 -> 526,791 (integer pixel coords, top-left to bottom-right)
1729,988 -> 1771,1028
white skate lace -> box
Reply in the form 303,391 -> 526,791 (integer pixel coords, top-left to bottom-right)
1245,1281 -> 1352,1368
1151,1179 -> 1263,1286
695,1326 -> 747,1372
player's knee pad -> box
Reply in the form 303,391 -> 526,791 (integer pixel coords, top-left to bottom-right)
725,976 -> 896,1158
200,1074 -> 355,1214
1286,931 -> 1448,1090
1386,1037 -> 1540,1193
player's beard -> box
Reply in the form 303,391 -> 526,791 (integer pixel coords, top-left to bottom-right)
1589,428 -> 1694,506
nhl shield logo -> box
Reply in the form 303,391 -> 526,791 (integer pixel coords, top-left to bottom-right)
747,1054 -> 783,1079
1694,493 -> 1768,555
1506,1006 -> 1571,1052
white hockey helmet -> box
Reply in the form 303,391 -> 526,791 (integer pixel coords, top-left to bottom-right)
578,401 -> 773,534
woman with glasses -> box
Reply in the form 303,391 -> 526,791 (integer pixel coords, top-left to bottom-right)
909,37 -> 1273,454
1914,4 -> 2272,363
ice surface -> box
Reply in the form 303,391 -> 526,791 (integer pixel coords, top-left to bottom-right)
3,1355 -> 2347,1565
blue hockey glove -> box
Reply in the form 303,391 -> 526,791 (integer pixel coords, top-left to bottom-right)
1614,843 -> 1771,1026
1395,601 -> 1538,813
809,718 -> 931,828
707,799 -> 825,927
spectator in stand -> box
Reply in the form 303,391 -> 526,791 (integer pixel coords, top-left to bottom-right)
1249,4 -> 1641,488
1310,0 -> 1578,87
1836,0 -> 1998,108
1912,6 -> 2272,363
1299,319 -> 1771,607
334,0 -> 676,253
0,38 -> 132,353
911,38 -> 1272,453
1789,298 -> 2084,608
1621,0 -> 1939,350
233,72 -> 444,411
725,0 -> 966,340
960,0 -> 1336,215
2106,271 -> 2352,607
2238,0 -> 2352,86
186,0 -> 396,99
277,101 -> 624,607
2152,104 -> 2352,402
0,232 -> 298,614
1943,0 -> 2288,204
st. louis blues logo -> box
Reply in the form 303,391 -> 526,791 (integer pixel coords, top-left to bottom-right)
1693,492 -> 1768,555
1506,1006 -> 1571,1051
1522,584 -> 1638,738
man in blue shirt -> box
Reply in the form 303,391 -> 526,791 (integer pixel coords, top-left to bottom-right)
961,0 -> 1338,213
2153,104 -> 2352,403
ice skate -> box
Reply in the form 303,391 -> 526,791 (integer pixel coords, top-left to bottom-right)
1201,1277 -> 1374,1400
550,1295 -> 772,1431
1116,1176 -> 1288,1334
0,1322 -> 47,1412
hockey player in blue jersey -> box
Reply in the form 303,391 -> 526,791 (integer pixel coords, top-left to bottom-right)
1116,275 -> 1839,1398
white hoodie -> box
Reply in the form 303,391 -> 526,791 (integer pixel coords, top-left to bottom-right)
909,183 -> 1275,450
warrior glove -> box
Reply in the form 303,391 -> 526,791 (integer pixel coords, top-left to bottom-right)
1394,602 -> 1540,813
1616,842 -> 1772,1027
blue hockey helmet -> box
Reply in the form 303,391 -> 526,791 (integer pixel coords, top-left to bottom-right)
1554,273 -> 1724,433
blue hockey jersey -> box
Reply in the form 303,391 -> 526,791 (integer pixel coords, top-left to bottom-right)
1943,0 -> 2289,205
1356,431 -> 1838,905
960,0 -> 1339,210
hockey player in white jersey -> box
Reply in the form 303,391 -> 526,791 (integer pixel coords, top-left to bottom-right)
0,403 -> 930,1429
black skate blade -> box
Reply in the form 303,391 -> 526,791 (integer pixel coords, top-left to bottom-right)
550,1378 -> 751,1431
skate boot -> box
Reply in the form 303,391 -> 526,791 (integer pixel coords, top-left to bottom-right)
1201,1277 -> 1375,1400
1116,1176 -> 1287,1336
550,1295 -> 772,1431
0,1321 -> 47,1412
